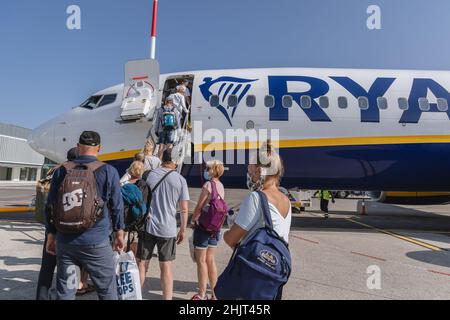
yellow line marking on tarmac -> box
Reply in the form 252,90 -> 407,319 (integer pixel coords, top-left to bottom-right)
0,207 -> 35,213
346,218 -> 444,252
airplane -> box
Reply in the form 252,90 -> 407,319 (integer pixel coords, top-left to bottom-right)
28,66 -> 450,196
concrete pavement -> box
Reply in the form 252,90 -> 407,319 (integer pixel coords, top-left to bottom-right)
0,186 -> 449,300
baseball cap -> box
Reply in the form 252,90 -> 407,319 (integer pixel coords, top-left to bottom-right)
79,131 -> 101,146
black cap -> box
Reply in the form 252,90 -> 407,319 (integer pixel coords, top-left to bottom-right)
162,149 -> 173,163
79,131 -> 101,146
66,147 -> 79,161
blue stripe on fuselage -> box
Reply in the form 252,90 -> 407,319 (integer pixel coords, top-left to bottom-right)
106,143 -> 450,191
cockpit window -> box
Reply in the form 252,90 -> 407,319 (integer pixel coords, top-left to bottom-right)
79,94 -> 117,109
98,94 -> 117,107
80,95 -> 102,109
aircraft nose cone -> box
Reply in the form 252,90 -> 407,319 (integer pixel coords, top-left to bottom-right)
28,123 -> 54,157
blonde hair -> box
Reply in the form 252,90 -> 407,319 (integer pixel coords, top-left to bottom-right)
206,160 -> 225,179
252,140 -> 284,180
143,139 -> 154,156
134,152 -> 145,162
128,161 -> 145,179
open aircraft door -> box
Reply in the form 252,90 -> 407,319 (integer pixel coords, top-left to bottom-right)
120,59 -> 160,121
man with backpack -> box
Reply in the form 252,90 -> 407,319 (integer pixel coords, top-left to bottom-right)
136,150 -> 189,300
45,131 -> 125,300
156,96 -> 180,159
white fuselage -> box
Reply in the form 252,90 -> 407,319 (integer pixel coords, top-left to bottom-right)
29,67 -> 450,191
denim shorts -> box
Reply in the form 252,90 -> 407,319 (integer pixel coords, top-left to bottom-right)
193,227 -> 221,249
158,129 -> 175,145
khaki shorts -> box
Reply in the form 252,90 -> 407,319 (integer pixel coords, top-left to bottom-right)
136,232 -> 176,262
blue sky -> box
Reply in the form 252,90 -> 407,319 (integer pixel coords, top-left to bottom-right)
2,0 -> 450,129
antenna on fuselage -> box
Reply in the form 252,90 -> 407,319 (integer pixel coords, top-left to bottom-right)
150,0 -> 158,59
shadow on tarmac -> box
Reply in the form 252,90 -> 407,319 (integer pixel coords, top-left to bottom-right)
406,250 -> 450,268
141,277 -> 198,300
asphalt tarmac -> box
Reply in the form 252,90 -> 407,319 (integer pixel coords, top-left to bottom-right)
0,185 -> 449,300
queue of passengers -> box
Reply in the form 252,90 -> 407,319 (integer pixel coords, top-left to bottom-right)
36,129 -> 292,300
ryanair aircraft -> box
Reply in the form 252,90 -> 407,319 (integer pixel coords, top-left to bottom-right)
28,66 -> 450,194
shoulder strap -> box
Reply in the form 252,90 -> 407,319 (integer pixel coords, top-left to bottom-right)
210,180 -> 218,199
152,170 -> 175,193
142,170 -> 175,217
257,191 -> 274,230
142,170 -> 151,182
61,161 -> 77,170
85,161 -> 106,171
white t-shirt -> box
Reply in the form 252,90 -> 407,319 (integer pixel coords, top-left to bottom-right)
235,192 -> 291,243
171,92 -> 188,114
120,172 -> 131,186
144,155 -> 161,172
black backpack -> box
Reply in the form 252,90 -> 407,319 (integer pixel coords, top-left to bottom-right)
125,170 -> 175,249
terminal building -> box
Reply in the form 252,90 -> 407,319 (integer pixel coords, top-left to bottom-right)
0,123 -> 45,183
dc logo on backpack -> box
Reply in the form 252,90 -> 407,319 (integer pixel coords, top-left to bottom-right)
62,189 -> 84,212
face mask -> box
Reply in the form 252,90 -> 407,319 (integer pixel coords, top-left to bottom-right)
204,170 -> 211,181
246,172 -> 265,191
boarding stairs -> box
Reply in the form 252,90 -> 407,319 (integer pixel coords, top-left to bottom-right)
147,107 -> 191,174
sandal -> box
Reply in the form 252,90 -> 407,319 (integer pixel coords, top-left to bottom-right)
76,283 -> 96,296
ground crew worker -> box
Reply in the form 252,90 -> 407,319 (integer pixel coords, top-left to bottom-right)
318,190 -> 335,219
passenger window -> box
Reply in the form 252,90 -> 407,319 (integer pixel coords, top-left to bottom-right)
98,94 -> 117,107
437,98 -> 448,111
418,98 -> 430,111
228,95 -> 238,108
338,96 -> 348,109
377,97 -> 388,110
319,96 -> 329,108
398,97 -> 409,110
358,97 -> 369,110
264,95 -> 275,108
80,95 -> 102,109
282,95 -> 293,108
246,95 -> 256,107
300,95 -> 311,109
210,95 -> 220,107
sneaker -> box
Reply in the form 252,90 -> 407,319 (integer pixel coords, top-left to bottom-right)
324,213 -> 329,219
191,293 -> 208,300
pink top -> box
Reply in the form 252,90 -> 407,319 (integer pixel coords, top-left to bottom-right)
203,180 -> 225,200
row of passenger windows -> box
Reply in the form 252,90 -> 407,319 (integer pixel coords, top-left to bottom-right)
209,94 -> 450,112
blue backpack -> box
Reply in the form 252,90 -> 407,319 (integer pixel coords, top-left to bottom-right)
162,108 -> 175,129
214,191 -> 292,300
121,183 -> 147,232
